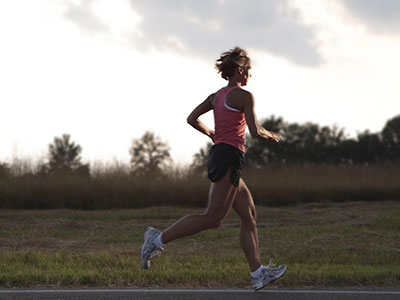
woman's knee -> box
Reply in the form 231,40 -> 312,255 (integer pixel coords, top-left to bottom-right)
241,206 -> 257,227
212,218 -> 224,228
236,182 -> 256,220
250,206 -> 257,222
203,212 -> 225,228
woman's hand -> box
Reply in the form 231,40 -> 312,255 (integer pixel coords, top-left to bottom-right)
267,130 -> 281,143
209,131 -> 215,143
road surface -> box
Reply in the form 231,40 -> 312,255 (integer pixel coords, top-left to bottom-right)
0,289 -> 399,300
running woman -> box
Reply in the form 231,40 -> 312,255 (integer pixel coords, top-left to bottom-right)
140,47 -> 287,291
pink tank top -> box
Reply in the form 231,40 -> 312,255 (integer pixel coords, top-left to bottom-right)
213,86 -> 246,152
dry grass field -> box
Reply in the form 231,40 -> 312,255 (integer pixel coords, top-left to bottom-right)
1,163 -> 399,209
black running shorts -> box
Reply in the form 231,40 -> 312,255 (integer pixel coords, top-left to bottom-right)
207,143 -> 244,187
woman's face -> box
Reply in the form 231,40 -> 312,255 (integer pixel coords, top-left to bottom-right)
239,66 -> 251,86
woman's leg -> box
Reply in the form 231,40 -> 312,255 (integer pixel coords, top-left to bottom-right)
161,169 -> 238,244
232,179 -> 261,272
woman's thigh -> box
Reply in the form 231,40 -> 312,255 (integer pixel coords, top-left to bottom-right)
204,168 -> 238,221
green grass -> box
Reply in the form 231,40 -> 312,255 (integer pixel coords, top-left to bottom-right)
0,201 -> 400,288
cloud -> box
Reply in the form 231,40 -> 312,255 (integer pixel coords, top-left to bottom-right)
62,0 -> 322,66
341,0 -> 400,33
64,0 -> 110,34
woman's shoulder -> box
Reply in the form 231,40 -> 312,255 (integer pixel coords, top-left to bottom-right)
208,87 -> 229,105
231,87 -> 254,101
224,87 -> 254,111
207,90 -> 220,107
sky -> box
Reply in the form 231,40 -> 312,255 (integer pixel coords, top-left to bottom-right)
1,0 -> 399,166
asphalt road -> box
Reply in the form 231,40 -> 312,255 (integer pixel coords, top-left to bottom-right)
1,289 -> 400,300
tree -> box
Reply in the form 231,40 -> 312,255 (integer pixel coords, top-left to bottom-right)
354,130 -> 385,163
381,115 -> 400,161
190,142 -> 212,174
245,116 -> 347,166
281,123 -> 346,163
245,116 -> 286,166
44,134 -> 89,176
129,131 -> 172,176
0,162 -> 10,178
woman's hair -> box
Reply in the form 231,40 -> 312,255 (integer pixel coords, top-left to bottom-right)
215,47 -> 251,80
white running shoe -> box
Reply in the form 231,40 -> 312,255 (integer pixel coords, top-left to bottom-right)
251,264 -> 287,291
140,226 -> 164,269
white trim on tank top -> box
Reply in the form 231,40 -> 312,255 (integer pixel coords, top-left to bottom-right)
223,99 -> 241,112
222,86 -> 241,112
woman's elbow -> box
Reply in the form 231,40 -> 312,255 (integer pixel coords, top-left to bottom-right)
187,115 -> 196,125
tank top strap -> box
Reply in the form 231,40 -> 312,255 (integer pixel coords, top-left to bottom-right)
215,86 -> 239,106
225,85 -> 239,92
223,85 -> 240,95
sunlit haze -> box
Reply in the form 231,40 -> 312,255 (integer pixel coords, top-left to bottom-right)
1,0 -> 399,165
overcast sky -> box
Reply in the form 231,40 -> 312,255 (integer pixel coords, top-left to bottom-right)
1,0 -> 399,165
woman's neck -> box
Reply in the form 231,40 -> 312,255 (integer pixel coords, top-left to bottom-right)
226,80 -> 241,88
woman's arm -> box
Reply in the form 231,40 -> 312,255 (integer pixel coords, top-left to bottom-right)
187,94 -> 215,141
243,92 -> 280,142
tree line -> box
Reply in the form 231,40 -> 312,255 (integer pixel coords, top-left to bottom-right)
192,114 -> 400,171
0,132 -> 171,178
0,114 -> 399,178
245,114 -> 400,166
